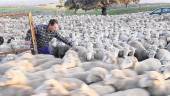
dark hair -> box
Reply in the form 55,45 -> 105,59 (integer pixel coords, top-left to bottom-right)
0,36 -> 4,45
48,19 -> 58,26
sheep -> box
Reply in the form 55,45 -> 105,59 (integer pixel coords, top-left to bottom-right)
0,67 -> 47,89
33,58 -> 62,71
0,54 -> 17,63
28,65 -> 68,80
128,40 -> 148,61
71,46 -> 88,62
89,82 -> 115,95
58,78 -> 85,91
0,85 -> 33,96
0,67 -> 28,86
118,42 -> 135,58
117,56 -> 138,69
104,88 -> 150,96
34,79 -> 69,96
80,61 -> 119,71
102,50 -> 118,64
138,71 -> 167,96
16,52 -> 34,61
161,65 -> 170,79
85,42 -> 95,61
165,80 -> 170,95
104,69 -> 139,90
166,43 -> 170,52
0,59 -> 34,73
86,67 -> 109,84
93,48 -> 106,60
31,55 -> 56,67
65,71 -> 90,83
61,49 -> 82,69
155,49 -> 170,65
69,83 -> 99,96
134,58 -> 162,74
1,11 -> 170,96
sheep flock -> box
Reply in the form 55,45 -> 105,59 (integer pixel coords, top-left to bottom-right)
0,12 -> 170,96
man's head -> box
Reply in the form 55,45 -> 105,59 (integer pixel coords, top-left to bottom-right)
48,19 -> 60,32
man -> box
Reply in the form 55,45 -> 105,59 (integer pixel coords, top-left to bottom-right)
25,19 -> 73,58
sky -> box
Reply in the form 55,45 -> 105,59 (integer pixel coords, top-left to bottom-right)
0,0 -> 170,6
0,0 -> 60,6
141,0 -> 170,3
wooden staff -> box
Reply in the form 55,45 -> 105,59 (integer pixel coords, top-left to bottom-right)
28,12 -> 38,54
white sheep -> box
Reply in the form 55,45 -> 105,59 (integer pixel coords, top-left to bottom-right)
86,67 -> 109,84
34,79 -> 69,96
134,58 -> 162,74
117,56 -> 138,69
80,61 -> 119,71
104,69 -> 139,90
61,49 -> 82,69
70,83 -> 99,96
89,82 -> 115,95
155,49 -> 170,65
104,88 -> 150,96
138,71 -> 167,96
0,85 -> 33,96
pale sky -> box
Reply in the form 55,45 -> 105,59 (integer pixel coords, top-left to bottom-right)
0,0 -> 60,6
0,0 -> 170,6
141,0 -> 170,3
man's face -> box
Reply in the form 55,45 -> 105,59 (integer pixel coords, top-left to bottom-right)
48,23 -> 60,32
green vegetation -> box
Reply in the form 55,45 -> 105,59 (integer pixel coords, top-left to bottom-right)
0,3 -> 170,16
